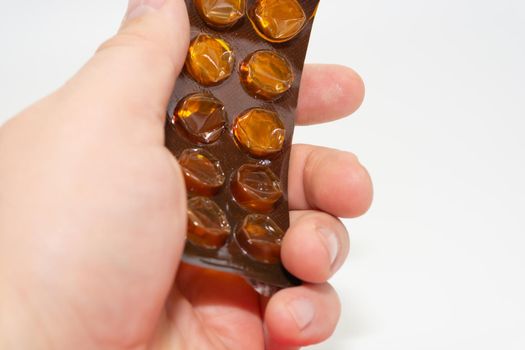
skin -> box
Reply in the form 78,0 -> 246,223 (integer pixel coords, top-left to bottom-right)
0,1 -> 372,349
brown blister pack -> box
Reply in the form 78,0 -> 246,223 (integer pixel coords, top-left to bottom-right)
165,0 -> 320,292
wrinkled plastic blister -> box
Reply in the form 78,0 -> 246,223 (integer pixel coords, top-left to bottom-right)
165,0 -> 320,293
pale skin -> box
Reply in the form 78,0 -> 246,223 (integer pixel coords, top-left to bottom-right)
0,0 -> 373,349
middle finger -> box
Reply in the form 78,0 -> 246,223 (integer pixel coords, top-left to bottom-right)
288,144 -> 373,218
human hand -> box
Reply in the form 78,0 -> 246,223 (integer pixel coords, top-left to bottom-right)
0,1 -> 372,349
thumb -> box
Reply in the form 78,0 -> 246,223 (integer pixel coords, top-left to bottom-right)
63,0 -> 189,132
0,2 -> 191,348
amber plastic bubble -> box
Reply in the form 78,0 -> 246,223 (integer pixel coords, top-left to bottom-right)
233,108 -> 285,158
251,0 -> 307,43
179,149 -> 226,196
231,164 -> 282,212
174,93 -> 226,144
186,34 -> 235,86
187,197 -> 231,249
240,50 -> 293,100
236,214 -> 284,264
195,0 -> 245,28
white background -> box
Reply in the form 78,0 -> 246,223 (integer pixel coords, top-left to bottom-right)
1,0 -> 525,349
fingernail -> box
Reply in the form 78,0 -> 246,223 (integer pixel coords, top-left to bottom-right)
126,0 -> 166,20
287,298 -> 315,331
318,228 -> 339,267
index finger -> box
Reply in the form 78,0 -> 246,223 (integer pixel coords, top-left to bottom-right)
297,64 -> 365,125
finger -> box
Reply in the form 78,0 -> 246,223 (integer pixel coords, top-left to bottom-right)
289,144 -> 373,218
264,284 -> 340,348
296,64 -> 365,125
175,264 -> 264,350
281,211 -> 350,284
56,0 -> 189,137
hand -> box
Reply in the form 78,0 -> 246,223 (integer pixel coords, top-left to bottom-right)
0,1 -> 372,349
